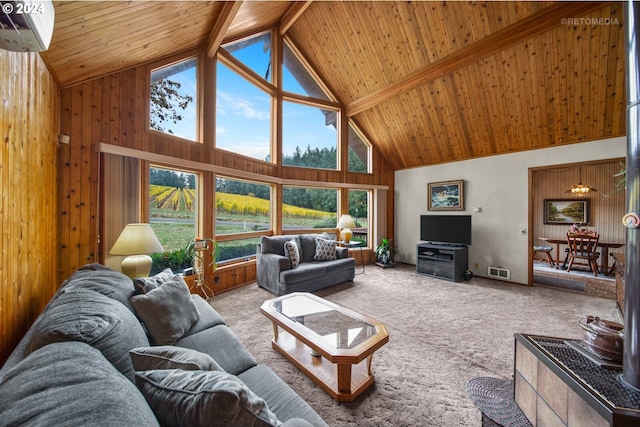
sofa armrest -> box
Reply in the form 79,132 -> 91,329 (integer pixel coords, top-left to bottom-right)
256,252 -> 291,288
336,246 -> 349,259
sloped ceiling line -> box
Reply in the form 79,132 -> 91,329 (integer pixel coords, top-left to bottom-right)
279,1 -> 313,36
206,1 -> 243,57
345,1 -> 609,118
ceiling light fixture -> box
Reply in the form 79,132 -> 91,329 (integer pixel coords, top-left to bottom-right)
567,167 -> 597,196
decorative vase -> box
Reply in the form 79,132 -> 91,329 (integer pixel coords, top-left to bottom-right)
378,251 -> 390,264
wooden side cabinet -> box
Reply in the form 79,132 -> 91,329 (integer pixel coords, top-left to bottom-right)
416,243 -> 468,282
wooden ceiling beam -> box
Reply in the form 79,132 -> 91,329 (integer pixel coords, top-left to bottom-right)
346,1 -> 609,117
206,1 -> 243,57
279,1 -> 313,35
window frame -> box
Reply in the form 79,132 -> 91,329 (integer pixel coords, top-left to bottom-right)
348,120 -> 373,174
146,163 -> 202,274
214,174 -> 276,265
281,184 -> 339,234
347,189 -> 372,248
215,48 -> 277,165
147,53 -> 201,144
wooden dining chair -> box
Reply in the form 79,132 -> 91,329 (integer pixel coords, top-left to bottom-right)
566,232 -> 600,276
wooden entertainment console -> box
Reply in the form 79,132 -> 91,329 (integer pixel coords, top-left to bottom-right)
416,243 -> 468,282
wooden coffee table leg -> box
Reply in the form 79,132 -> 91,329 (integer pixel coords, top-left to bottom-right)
271,322 -> 279,341
337,363 -> 352,394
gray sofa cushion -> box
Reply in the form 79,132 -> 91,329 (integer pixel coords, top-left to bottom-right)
135,369 -> 282,427
0,341 -> 159,427
130,277 -> 200,345
176,324 -> 257,376
183,294 -> 227,337
239,365 -> 330,427
261,235 -> 299,257
130,346 -> 223,371
280,262 -> 327,285
61,264 -> 137,312
298,233 -> 335,262
27,288 -> 150,382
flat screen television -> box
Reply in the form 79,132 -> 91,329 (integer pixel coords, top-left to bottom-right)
420,215 -> 472,246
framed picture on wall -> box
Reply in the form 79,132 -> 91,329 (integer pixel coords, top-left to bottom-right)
543,199 -> 590,225
428,180 -> 464,211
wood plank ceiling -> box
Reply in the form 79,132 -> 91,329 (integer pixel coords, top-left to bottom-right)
42,1 -> 626,171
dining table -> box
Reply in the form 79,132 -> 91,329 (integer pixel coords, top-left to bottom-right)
538,237 -> 625,275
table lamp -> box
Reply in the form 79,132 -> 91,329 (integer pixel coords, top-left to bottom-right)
337,214 -> 356,243
110,223 -> 163,279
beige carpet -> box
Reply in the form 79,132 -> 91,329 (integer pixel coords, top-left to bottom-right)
210,263 -> 620,427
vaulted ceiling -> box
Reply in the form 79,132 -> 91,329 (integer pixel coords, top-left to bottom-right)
43,1 -> 626,170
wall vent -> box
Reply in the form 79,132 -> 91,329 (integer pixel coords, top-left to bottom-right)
488,266 -> 511,281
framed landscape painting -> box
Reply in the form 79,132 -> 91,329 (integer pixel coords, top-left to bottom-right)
543,199 -> 590,225
428,180 -> 464,211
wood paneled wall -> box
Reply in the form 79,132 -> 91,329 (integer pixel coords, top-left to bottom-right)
57,55 -> 395,286
532,159 -> 626,251
1,50 -> 59,364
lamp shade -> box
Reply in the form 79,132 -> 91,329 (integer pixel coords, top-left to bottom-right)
110,224 -> 163,279
566,167 -> 597,195
337,214 -> 356,242
337,215 -> 356,229
110,223 -> 163,255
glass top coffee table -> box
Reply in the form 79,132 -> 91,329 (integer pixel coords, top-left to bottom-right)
260,292 -> 389,402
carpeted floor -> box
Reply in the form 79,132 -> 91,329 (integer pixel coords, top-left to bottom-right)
210,263 -> 621,427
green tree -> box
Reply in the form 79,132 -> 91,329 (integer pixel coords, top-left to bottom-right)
348,146 -> 367,172
150,168 -> 188,189
149,79 -> 193,134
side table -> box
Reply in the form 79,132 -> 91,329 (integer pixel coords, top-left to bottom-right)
337,241 -> 365,274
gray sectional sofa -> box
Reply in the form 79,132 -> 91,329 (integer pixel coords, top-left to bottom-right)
0,264 -> 328,427
256,233 -> 356,296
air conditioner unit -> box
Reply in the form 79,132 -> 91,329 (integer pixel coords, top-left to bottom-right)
0,0 -> 55,52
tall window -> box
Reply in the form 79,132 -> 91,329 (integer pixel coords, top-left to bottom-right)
348,189 -> 370,246
215,176 -> 272,263
216,61 -> 272,162
282,186 -> 337,230
226,32 -> 272,83
148,166 -> 199,273
348,122 -> 371,173
283,41 -> 331,101
217,33 -> 273,162
282,101 -> 338,170
149,58 -> 197,141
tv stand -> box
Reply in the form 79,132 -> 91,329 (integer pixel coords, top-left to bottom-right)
416,243 -> 468,282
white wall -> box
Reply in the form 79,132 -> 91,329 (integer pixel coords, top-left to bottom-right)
394,137 -> 626,285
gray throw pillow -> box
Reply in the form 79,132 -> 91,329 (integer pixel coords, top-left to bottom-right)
0,341 -> 159,427
130,346 -> 222,371
133,268 -> 176,294
27,288 -> 150,382
135,369 -> 282,427
284,239 -> 300,268
130,277 -> 200,345
314,237 -> 337,261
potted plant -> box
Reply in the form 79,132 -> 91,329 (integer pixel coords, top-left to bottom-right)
375,238 -> 398,268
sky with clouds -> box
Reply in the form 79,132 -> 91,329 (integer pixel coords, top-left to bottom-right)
153,42 -> 336,162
